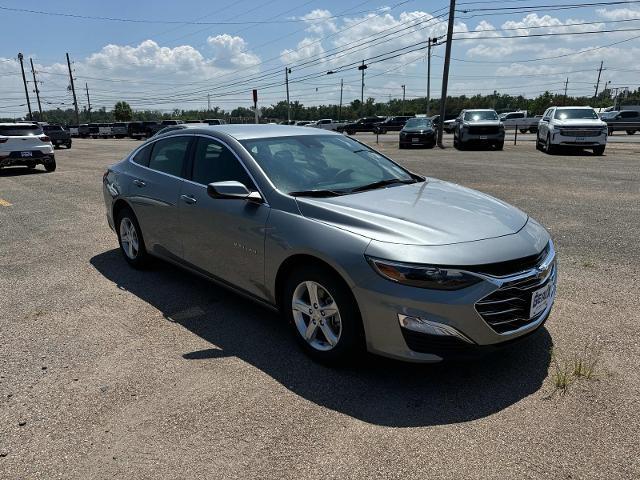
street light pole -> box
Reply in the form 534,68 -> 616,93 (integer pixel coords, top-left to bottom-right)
339,78 -> 343,122
426,37 -> 436,116
401,84 -> 406,116
17,53 -> 33,120
358,60 -> 368,117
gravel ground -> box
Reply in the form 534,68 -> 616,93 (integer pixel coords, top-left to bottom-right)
1,136 -> 638,479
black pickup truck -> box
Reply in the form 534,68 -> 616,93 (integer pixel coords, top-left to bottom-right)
336,116 -> 384,135
600,110 -> 640,135
43,124 -> 72,149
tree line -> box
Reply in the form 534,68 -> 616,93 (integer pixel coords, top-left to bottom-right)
2,88 -> 638,124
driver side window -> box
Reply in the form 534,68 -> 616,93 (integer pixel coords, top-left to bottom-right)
191,137 -> 254,189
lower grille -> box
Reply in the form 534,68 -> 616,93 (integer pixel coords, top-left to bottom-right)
468,125 -> 499,135
560,129 -> 601,137
475,262 -> 556,334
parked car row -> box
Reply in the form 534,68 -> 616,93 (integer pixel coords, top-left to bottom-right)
67,119 -> 228,140
599,110 -> 640,135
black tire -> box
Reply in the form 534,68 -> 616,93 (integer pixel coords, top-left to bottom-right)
519,128 -> 528,134
608,128 -> 614,136
66,141 -> 72,149
44,159 -> 56,172
398,143 -> 404,149
427,141 -> 436,149
536,134 -> 542,151
529,127 -> 537,133
346,129 -> 355,136
593,145 -> 605,156
115,207 -> 150,269
545,135 -> 556,155
495,141 -> 504,151
626,130 -> 636,135
283,265 -> 364,364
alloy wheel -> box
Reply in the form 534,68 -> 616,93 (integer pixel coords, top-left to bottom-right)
119,217 -> 140,260
291,281 -> 342,351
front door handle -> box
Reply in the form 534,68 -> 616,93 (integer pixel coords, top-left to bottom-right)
133,179 -> 146,187
180,194 -> 197,205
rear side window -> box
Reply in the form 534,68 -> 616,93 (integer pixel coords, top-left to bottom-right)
0,125 -> 43,136
148,136 -> 191,177
621,111 -> 639,118
43,125 -> 63,132
132,144 -> 152,167
191,137 -> 253,188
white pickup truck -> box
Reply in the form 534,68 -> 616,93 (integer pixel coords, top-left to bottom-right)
499,111 -> 540,133
305,119 -> 347,131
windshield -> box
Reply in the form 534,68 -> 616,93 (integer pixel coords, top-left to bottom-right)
554,108 -> 598,120
0,125 -> 43,136
241,135 -> 415,194
464,111 -> 499,121
404,118 -> 431,129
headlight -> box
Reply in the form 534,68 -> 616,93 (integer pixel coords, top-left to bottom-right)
367,257 -> 482,290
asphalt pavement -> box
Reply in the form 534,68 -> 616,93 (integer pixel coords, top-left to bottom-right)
1,136 -> 638,479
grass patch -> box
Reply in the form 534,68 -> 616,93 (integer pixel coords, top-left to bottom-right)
549,343 -> 601,396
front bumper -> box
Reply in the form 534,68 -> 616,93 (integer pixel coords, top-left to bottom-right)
352,226 -> 556,362
460,130 -> 505,144
399,132 -> 436,146
552,131 -> 607,146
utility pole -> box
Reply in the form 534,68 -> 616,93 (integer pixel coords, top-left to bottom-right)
358,60 -> 367,117
285,67 -> 291,123
437,0 -> 456,148
207,93 -> 211,112
401,84 -> 406,116
17,53 -> 33,120
563,78 -> 569,105
85,83 -> 92,122
593,60 -> 604,99
338,78 -> 343,122
66,53 -> 80,125
29,57 -> 43,120
426,37 -> 436,116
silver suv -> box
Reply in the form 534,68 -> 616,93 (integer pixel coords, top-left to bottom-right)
537,106 -> 607,155
102,125 -> 556,364
453,109 -> 505,150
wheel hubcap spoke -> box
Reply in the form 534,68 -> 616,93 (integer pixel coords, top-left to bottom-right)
292,280 -> 342,352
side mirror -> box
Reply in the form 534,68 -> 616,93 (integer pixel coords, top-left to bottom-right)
207,181 -> 262,202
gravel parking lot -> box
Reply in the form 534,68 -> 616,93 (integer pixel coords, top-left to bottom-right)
1,136 -> 638,479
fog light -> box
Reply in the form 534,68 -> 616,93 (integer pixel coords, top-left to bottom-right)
398,314 -> 473,343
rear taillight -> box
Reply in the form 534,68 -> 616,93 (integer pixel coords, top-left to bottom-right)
40,135 -> 51,142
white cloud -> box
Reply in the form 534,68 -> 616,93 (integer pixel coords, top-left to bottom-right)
207,34 -> 260,69
300,9 -> 338,35
597,7 -> 640,20
281,38 -> 325,65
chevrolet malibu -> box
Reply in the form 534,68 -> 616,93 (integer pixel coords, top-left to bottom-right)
102,125 -> 557,363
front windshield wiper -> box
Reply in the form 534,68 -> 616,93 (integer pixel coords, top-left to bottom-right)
349,178 -> 418,193
288,189 -> 346,197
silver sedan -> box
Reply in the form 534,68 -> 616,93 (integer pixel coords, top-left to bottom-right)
102,125 -> 556,364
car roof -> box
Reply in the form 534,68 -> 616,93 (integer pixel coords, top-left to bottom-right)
181,124 -> 339,140
554,106 -> 593,109
463,109 -> 496,112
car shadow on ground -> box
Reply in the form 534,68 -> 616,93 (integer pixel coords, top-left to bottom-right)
91,249 -> 553,428
0,167 -> 48,177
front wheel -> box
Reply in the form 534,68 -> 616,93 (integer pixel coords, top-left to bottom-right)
545,135 -> 556,155
495,141 -> 504,150
346,130 -> 355,136
284,266 -> 363,364
626,130 -> 636,135
116,207 -> 150,268
593,145 -> 605,156
519,128 -> 528,134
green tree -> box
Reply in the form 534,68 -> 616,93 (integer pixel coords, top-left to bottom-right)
113,101 -> 133,121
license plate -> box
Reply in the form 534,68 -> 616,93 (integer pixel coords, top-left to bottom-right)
21,151 -> 33,157
480,136 -> 487,140
411,138 -> 419,143
576,137 -> 585,142
530,282 -> 555,318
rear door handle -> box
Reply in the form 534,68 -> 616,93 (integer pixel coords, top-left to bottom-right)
180,194 -> 197,205
133,179 -> 146,187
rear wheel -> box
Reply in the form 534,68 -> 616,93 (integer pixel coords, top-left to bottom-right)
519,128 -> 528,134
626,130 -> 636,135
116,207 -> 150,268
284,265 -> 363,364
346,129 -> 355,136
44,159 -> 56,172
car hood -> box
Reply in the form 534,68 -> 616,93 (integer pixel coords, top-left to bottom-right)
296,179 -> 528,245
553,119 -> 606,127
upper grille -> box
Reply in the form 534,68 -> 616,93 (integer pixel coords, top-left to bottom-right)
468,125 -> 500,135
475,262 -> 556,334
560,128 -> 601,137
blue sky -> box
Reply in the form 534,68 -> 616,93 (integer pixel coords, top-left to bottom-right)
1,0 -> 640,116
